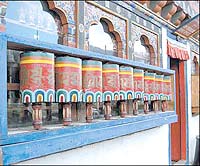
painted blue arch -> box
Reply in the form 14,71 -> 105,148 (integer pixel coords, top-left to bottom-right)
46,89 -> 55,102
69,90 -> 80,102
56,89 -> 68,103
34,89 -> 45,102
21,90 -> 33,103
103,91 -> 113,101
127,91 -> 134,99
95,91 -> 102,102
84,92 -> 95,103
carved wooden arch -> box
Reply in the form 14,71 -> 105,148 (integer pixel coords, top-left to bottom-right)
99,17 -> 123,58
46,1 -> 69,45
140,35 -> 156,65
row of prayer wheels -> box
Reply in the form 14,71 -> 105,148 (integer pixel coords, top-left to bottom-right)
20,51 -> 172,129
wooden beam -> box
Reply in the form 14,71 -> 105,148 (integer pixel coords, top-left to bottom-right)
149,1 -> 167,14
7,83 -> 20,91
161,2 -> 177,21
171,10 -> 186,26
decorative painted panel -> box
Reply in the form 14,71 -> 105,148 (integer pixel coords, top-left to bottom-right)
119,66 -> 134,100
144,72 -> 156,101
82,60 -> 102,103
20,51 -> 55,103
133,69 -> 144,99
55,56 -> 82,103
84,2 -> 127,58
189,41 -> 199,54
54,1 -> 75,25
53,1 -> 76,47
131,23 -> 158,65
102,64 -> 120,101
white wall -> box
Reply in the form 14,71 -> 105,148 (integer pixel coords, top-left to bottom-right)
186,43 -> 200,164
189,115 -> 199,164
15,125 -> 169,165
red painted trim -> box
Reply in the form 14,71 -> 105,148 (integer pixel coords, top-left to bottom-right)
171,60 -> 181,161
179,61 -> 186,160
170,59 -> 186,161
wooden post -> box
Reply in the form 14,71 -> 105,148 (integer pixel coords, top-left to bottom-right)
120,100 -> 127,118
144,101 -> 149,114
46,102 -> 52,121
86,103 -> 93,123
58,103 -> 63,122
63,103 -> 72,126
152,101 -> 158,113
133,99 -> 138,115
104,101 -> 112,120
161,100 -> 168,112
21,103 -> 30,123
32,103 -> 42,130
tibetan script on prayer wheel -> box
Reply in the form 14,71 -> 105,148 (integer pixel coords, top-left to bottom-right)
162,76 -> 172,100
144,72 -> 156,101
20,51 -> 55,103
55,56 -> 82,102
119,66 -> 134,100
103,64 -> 120,101
155,74 -> 164,100
82,60 -> 102,103
133,69 -> 144,99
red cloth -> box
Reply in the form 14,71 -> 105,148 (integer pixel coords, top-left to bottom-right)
167,41 -> 189,60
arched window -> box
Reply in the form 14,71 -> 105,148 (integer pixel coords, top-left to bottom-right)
88,19 -> 117,56
133,36 -> 151,64
5,1 -> 63,44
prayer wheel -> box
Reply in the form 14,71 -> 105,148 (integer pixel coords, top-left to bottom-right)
103,64 -> 120,120
162,75 -> 172,112
119,66 -> 134,117
20,51 -> 55,129
154,74 -> 164,112
144,72 -> 156,114
82,60 -> 102,123
133,69 -> 144,115
55,56 -> 82,125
